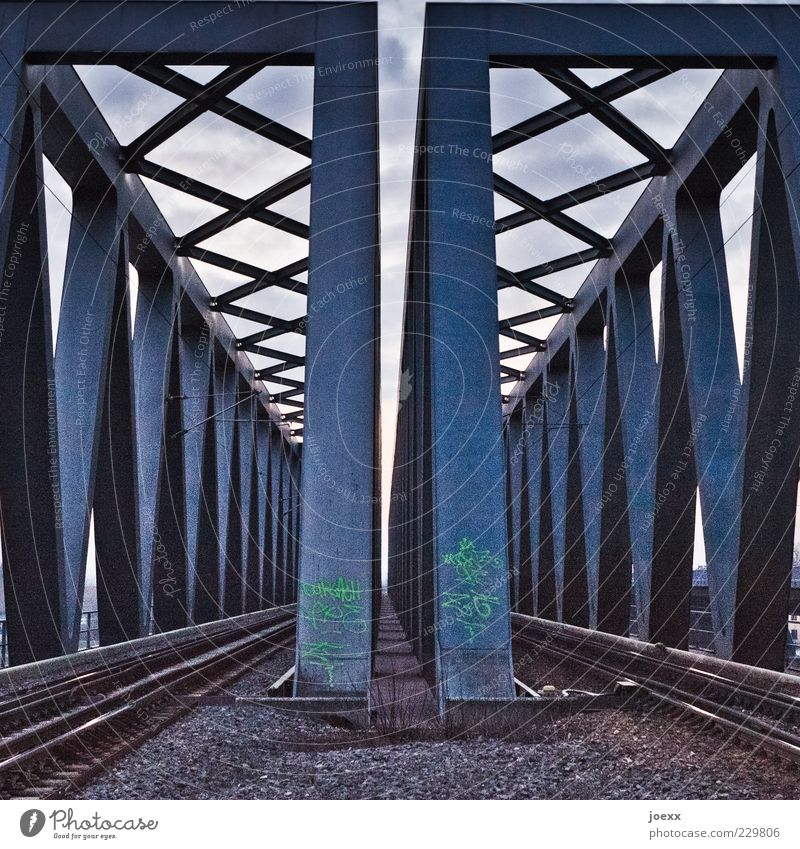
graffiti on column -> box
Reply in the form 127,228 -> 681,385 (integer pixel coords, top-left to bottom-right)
440,538 -> 503,640
300,576 -> 367,686
300,640 -> 345,687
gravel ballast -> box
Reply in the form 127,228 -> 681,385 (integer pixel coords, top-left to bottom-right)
73,648 -> 799,800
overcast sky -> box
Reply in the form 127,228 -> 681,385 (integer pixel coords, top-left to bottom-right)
34,0 -> 777,604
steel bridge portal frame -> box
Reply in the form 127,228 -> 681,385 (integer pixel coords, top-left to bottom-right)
0,2 -> 381,697
390,3 -> 800,711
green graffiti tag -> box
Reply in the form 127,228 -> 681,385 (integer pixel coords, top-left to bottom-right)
300,576 -> 360,602
300,576 -> 368,634
443,537 -> 499,587
306,599 -> 368,634
300,641 -> 344,687
441,538 -> 503,640
300,577 -> 367,687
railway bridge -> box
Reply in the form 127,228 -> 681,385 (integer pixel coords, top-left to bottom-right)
1,0 -> 800,739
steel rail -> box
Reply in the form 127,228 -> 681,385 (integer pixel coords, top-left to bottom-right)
0,610 -> 296,799
511,614 -> 800,765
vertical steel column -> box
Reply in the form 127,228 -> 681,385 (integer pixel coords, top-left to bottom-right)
403,256 -> 419,652
611,237 -> 659,637
521,383 -> 547,616
55,179 -> 123,646
244,398 -> 262,613
152,327 -> 188,631
545,351 -> 571,622
93,235 -> 141,645
733,106 -> 800,669
516,427 -> 533,617
132,265 -> 175,635
295,7 -> 380,696
233,382 -> 254,615
419,356 -> 436,676
415,258 -> 436,673
537,400 -> 558,620
222,386 -> 244,617
178,311 -> 212,622
214,350 -> 236,617
281,438 -> 295,605
285,450 -> 296,607
419,25 -> 514,703
194,366 -> 221,623
597,308 -> 635,635
256,413 -> 275,608
648,236 -> 698,648
259,416 -> 276,607
574,305 -> 606,627
505,413 -> 524,611
0,54 -> 66,663
563,362 -> 590,627
287,447 -> 300,605
272,428 -> 286,606
672,173 -> 746,657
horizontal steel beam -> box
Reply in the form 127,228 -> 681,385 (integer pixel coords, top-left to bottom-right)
237,318 -> 306,348
541,67 -> 671,167
178,166 -> 311,248
180,246 -> 308,299
492,67 -> 671,153
497,266 -> 577,306
499,327 -> 547,349
274,393 -> 304,408
495,161 -> 662,234
269,387 -> 305,402
514,246 -> 610,281
134,158 -> 308,239
500,342 -> 546,360
500,364 -> 524,380
129,64 -> 312,157
500,305 -> 566,328
493,173 -> 611,250
24,2 -> 322,62
212,303 -> 282,326
246,347 -> 305,367
123,63 -> 268,162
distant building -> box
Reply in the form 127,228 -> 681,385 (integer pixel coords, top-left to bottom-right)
693,564 -> 800,588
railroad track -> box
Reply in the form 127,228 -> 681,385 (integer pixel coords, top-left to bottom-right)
0,609 -> 296,799
511,613 -> 800,765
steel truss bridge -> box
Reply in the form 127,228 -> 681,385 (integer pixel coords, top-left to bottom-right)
1,1 -> 799,718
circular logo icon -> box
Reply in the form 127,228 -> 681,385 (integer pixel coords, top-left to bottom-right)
20,810 -> 45,837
